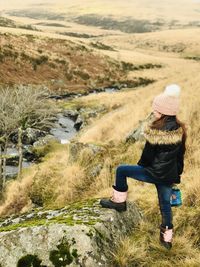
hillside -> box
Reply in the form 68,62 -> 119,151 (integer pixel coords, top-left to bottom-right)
0,16 -> 37,31
0,33 -> 128,94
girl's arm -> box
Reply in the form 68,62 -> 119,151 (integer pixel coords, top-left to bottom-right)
177,142 -> 185,175
137,141 -> 156,167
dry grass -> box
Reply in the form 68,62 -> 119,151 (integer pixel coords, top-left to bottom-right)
112,221 -> 200,267
112,235 -> 147,267
0,142 -> 88,215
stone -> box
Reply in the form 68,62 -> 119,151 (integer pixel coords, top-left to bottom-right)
68,142 -> 104,163
63,109 -> 79,121
23,146 -> 37,162
74,115 -> 84,131
10,128 -> 47,145
90,164 -> 103,177
33,135 -> 58,147
126,113 -> 154,143
0,199 -> 142,267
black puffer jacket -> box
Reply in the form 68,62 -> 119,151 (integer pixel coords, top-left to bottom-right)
137,116 -> 185,185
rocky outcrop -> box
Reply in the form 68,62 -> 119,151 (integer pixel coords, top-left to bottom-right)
125,113 -> 154,143
68,142 -> 104,163
10,128 -> 47,145
0,199 -> 142,267
33,135 -> 58,147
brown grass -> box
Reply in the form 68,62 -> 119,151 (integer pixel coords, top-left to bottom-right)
0,33 -> 125,93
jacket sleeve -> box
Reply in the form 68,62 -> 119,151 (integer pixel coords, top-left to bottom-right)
177,142 -> 185,175
137,141 -> 156,167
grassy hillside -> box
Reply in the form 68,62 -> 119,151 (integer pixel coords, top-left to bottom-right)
0,16 -> 37,31
99,28 -> 200,56
0,33 -> 128,94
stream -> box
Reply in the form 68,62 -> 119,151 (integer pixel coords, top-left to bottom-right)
50,114 -> 77,144
5,86 -> 121,178
6,114 -> 77,178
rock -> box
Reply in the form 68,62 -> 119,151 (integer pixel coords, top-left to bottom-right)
5,146 -> 37,166
74,115 -> 84,131
23,146 -> 37,162
26,213 -> 35,219
63,109 -> 79,121
10,128 -> 47,145
90,164 -> 103,177
79,107 -> 106,119
23,128 -> 47,145
33,135 -> 58,147
126,113 -> 154,143
88,144 -> 104,154
63,106 -> 106,132
69,142 -> 104,163
0,199 -> 142,267
6,155 -> 19,166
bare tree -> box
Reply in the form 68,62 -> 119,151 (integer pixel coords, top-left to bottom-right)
12,86 -> 57,177
0,85 -> 57,190
0,88 -> 19,190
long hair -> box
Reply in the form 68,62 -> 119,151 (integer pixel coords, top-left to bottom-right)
150,115 -> 168,130
151,114 -> 187,151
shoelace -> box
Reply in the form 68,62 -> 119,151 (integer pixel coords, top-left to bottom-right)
162,229 -> 173,243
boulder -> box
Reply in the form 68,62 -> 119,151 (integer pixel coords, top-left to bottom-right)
0,199 -> 142,267
10,128 -> 47,145
33,135 -> 58,147
125,113 -> 154,143
90,164 -> 103,178
63,109 -> 79,121
68,142 -> 104,163
74,115 -> 84,131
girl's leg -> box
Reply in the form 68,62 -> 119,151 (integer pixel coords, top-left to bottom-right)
115,164 -> 157,192
100,164 -> 156,211
155,184 -> 173,228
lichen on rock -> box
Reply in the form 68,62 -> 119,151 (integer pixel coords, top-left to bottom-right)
0,199 -> 142,267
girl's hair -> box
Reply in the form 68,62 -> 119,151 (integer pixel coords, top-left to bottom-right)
150,115 -> 168,130
151,115 -> 187,151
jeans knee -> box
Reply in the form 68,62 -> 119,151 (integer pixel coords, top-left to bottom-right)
116,165 -> 125,175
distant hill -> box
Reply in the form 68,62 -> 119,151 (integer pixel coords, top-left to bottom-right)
2,0 -> 200,24
0,16 -> 38,31
0,0 -> 199,37
0,17 -> 16,27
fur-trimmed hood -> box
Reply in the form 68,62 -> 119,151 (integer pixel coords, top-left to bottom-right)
142,124 -> 183,145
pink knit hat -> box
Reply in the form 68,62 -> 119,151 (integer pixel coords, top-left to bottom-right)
152,84 -> 181,116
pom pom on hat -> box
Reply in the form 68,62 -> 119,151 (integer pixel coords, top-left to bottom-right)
152,84 -> 181,116
164,84 -> 181,97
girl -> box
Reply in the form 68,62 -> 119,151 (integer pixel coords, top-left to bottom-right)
100,84 -> 186,249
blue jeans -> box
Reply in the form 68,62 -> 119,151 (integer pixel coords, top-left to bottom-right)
114,165 -> 173,228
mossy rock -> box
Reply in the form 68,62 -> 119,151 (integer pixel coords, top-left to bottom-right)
0,200 -> 142,267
